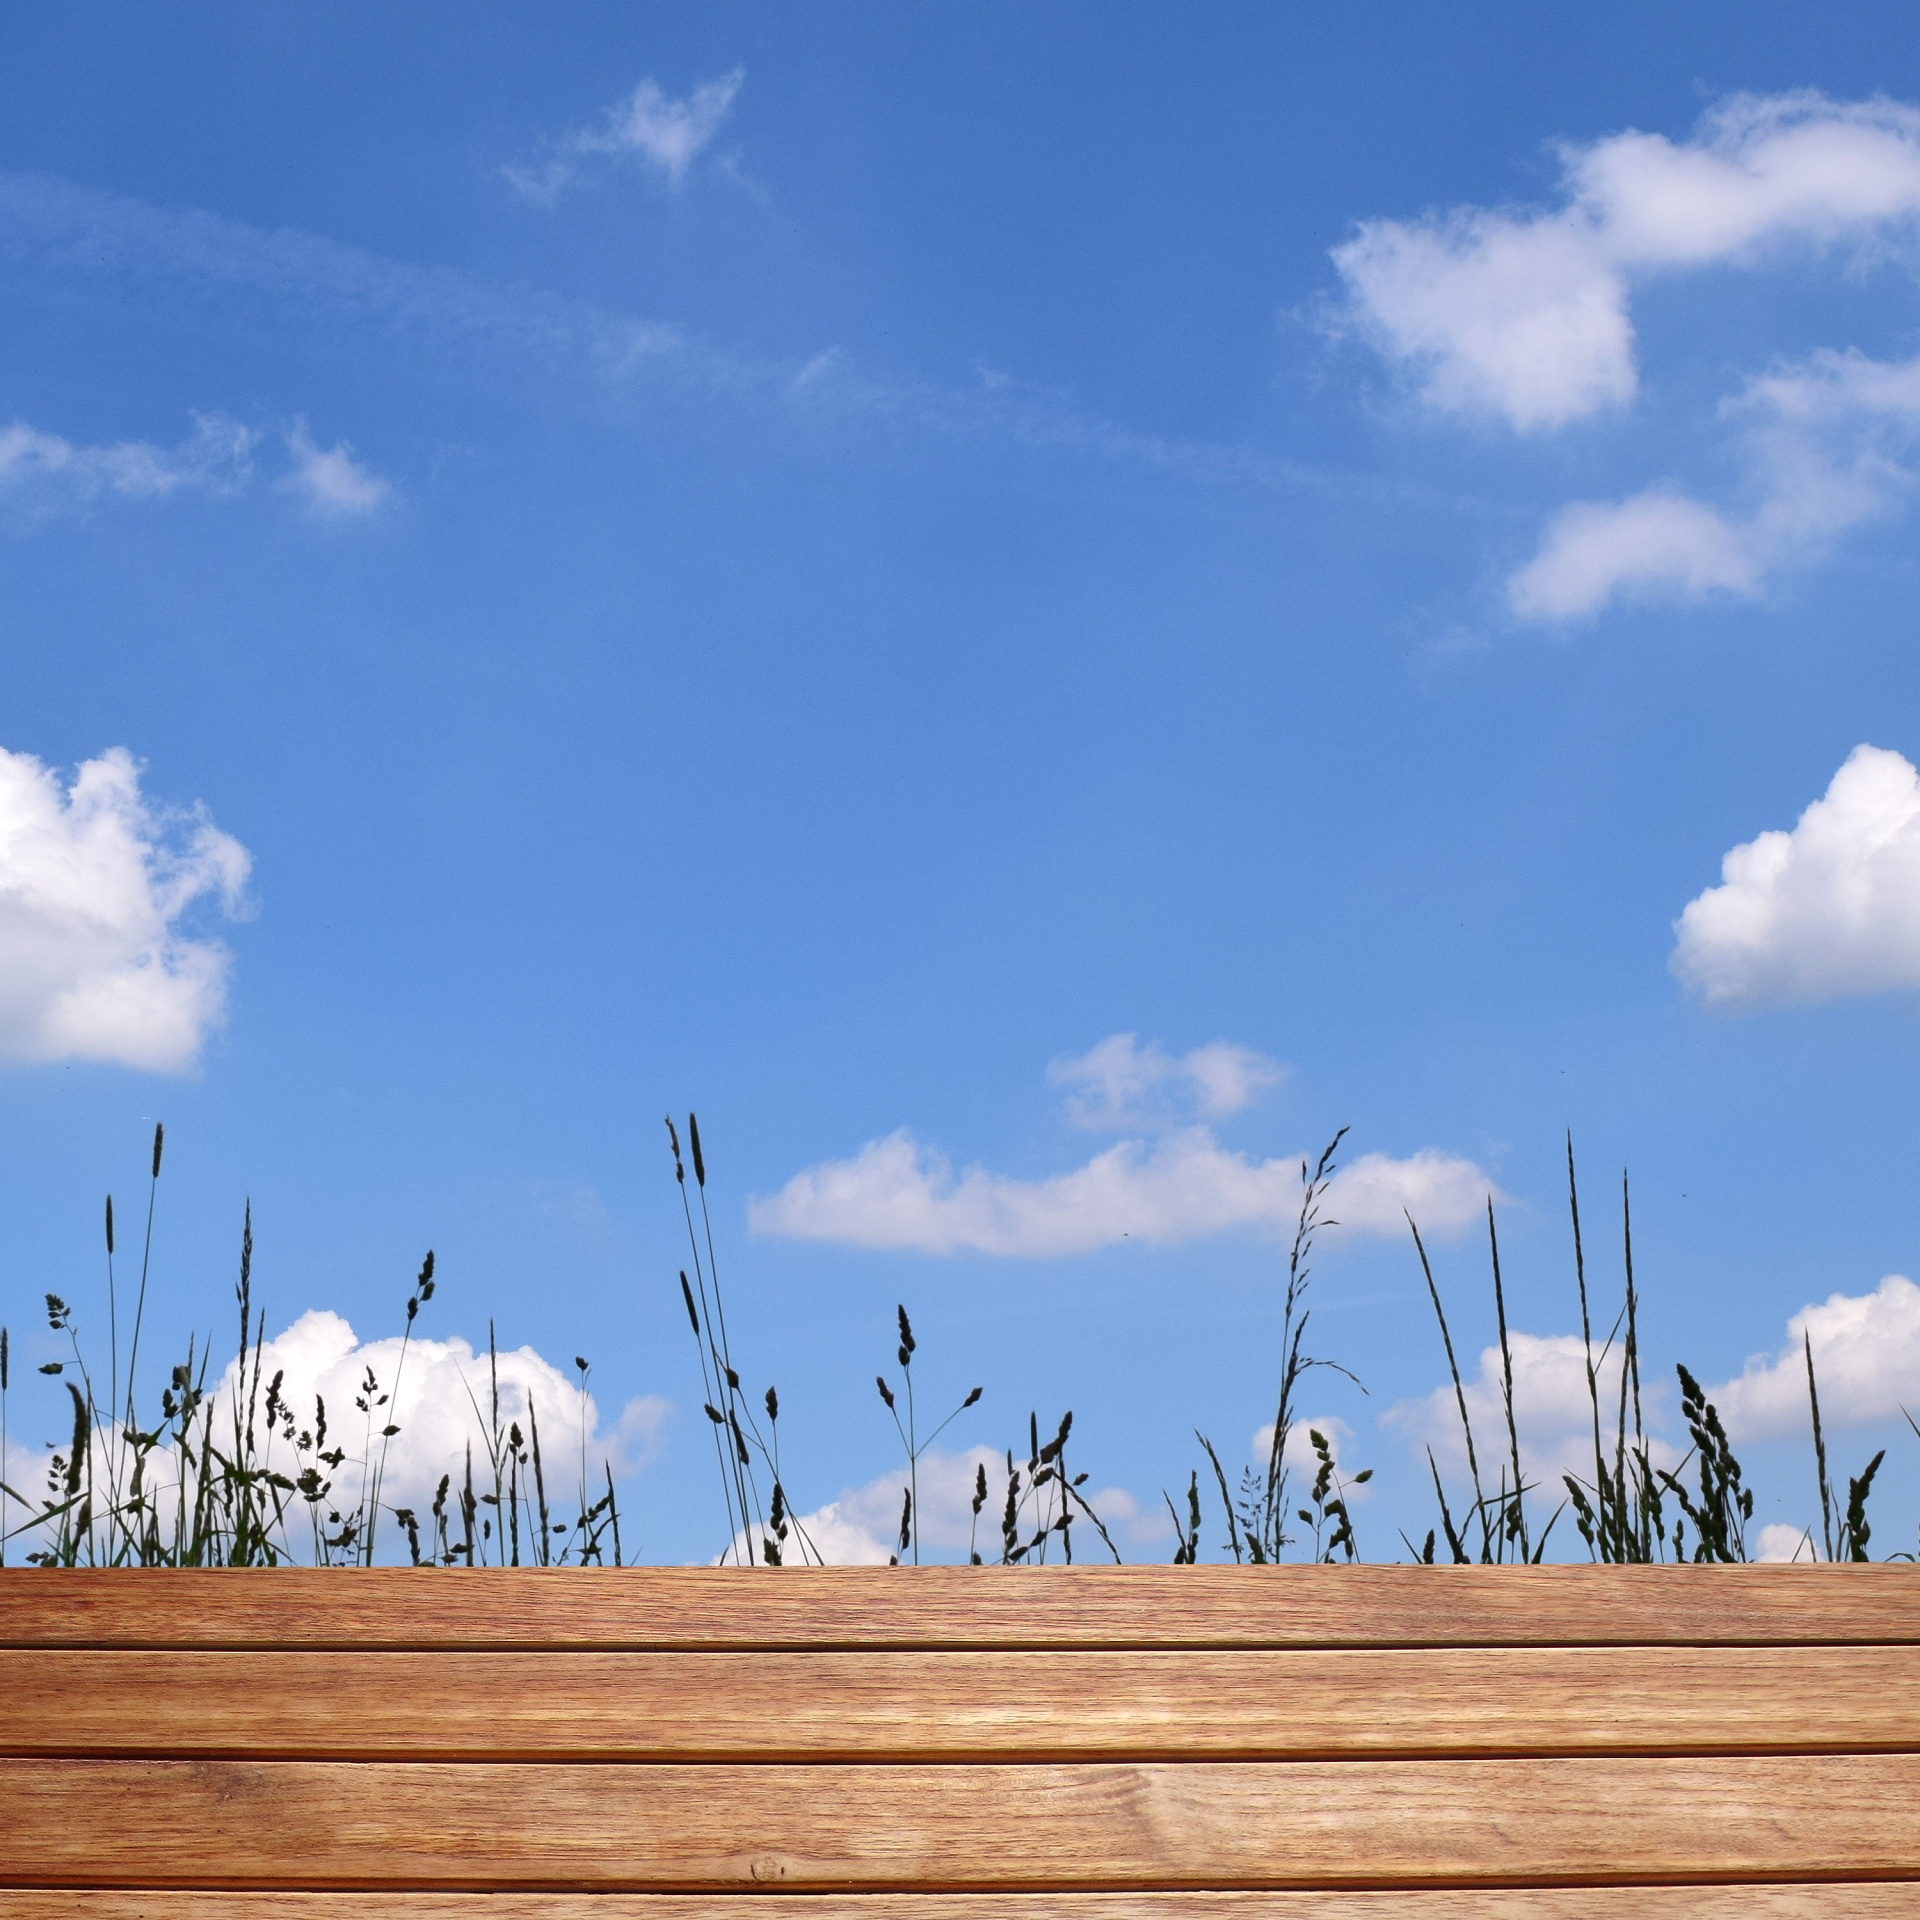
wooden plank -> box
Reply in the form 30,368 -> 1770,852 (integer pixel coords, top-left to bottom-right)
4,1893 -> 1920,1919
6,1645 -> 1920,1759
3,1757 -> 1919,1889
3,1567 -> 1918,1651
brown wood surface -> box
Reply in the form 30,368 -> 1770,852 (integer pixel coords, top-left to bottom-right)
4,1757 -> 1919,1889
3,1567 -> 1918,1650
3,1893 -> 1919,1919
5,1644 -> 1918,1759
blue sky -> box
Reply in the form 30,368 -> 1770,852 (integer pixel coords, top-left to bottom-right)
6,4 -> 1920,1562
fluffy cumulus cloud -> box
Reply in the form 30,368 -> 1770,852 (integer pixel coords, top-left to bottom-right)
219,1309 -> 670,1523
506,70 -> 744,199
1753,1522 -> 1822,1563
1336,93 -> 1920,432
1672,745 -> 1920,1006
1509,347 -> 1920,620
1336,92 -> 1920,621
1507,490 -> 1761,622
1337,206 -> 1636,432
0,745 -> 249,1072
1387,1327 -> 1681,1510
735,1444 -> 1163,1566
1248,1413 -> 1374,1503
751,1037 -> 1494,1258
1384,1272 -> 1919,1546
753,1131 -> 1492,1259
1706,1274 -> 1920,1439
1047,1033 -> 1286,1129
0,1312 -> 668,1558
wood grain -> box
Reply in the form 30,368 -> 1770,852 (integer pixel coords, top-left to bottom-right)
4,1757 -> 1919,1889
3,1892 -> 1919,1919
3,1568 -> 1918,1651
5,1645 -> 1918,1759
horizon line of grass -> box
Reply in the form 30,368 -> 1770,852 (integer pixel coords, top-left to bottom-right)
0,1118 -> 1912,1568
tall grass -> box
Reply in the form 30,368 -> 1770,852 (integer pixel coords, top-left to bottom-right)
876,1304 -> 983,1565
0,1131 -> 624,1568
1183,1132 -> 1373,1564
4,1118 -> 1917,1565
1401,1135 -> 1898,1566
665,1111 -> 1120,1566
667,1112 -> 824,1565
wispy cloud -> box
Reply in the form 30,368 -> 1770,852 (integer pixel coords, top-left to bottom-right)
0,171 -> 1401,512
0,171 -> 683,384
506,71 -> 745,200
280,423 -> 391,517
1047,1033 -> 1286,1130
751,1039 -> 1494,1258
0,406 -> 391,525
1673,744 -> 1920,1006
0,744 -> 249,1074
0,412 -> 255,504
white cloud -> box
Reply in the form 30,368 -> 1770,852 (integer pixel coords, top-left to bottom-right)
759,1446 -> 999,1566
754,1038 -> 1491,1258
748,1444 -> 1163,1566
223,1308 -> 669,1523
280,424 -> 389,517
0,171 -> 684,384
1385,1274 -> 1920,1545
1,1311 -> 668,1561
1672,745 -> 1920,1006
0,172 -> 1319,503
0,412 -> 255,503
0,745 -> 249,1073
1387,1329 -> 1677,1496
1325,1150 -> 1501,1235
751,1125 -> 1491,1258
1508,347 -> 1920,620
1336,92 -> 1920,620
0,411 -> 393,525
1706,1274 -> 1920,1438
1046,1033 -> 1286,1129
1507,490 -> 1759,621
506,71 -> 744,199
1336,209 -> 1633,432
1248,1412 -> 1374,1502
1336,93 -> 1920,432
1754,1521 -> 1820,1562
592,72 -> 744,183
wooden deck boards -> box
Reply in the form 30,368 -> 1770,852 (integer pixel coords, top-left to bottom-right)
4,1645 -> 1919,1758
2,1567 -> 1914,1909
5,1897 -> 1920,1919
3,1896 -> 1920,1919
5,1566 -> 1918,1649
